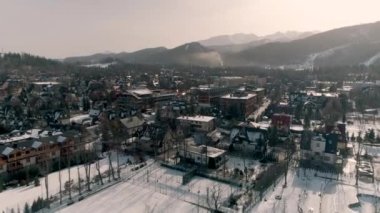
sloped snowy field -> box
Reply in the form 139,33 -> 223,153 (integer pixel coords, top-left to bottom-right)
0,152 -> 136,212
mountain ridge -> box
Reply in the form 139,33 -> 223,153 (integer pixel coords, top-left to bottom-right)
63,21 -> 380,68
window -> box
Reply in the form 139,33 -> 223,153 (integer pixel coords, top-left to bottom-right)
26,158 -> 30,163
316,143 -> 320,148
52,151 -> 56,156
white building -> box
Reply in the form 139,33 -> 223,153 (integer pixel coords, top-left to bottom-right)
179,144 -> 226,169
301,135 -> 337,165
177,115 -> 215,132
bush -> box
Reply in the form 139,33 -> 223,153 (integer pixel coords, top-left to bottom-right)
34,178 -> 40,187
31,197 -> 49,212
24,203 -> 30,213
0,175 -> 4,192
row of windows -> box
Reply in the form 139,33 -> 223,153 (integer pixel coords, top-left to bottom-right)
8,144 -> 70,159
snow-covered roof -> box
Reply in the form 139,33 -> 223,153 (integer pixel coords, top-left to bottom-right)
120,116 -> 145,129
128,88 -> 153,96
185,145 -> 225,158
247,131 -> 262,142
31,141 -> 42,149
0,146 -> 14,156
221,93 -> 256,100
0,134 -> 31,144
290,125 -> 304,132
32,81 -> 60,85
230,128 -> 240,141
70,114 -> 91,124
249,121 -> 270,130
177,115 -> 215,122
57,136 -> 67,143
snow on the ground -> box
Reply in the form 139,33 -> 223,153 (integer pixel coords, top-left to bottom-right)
59,179 -> 206,213
346,117 -> 380,138
252,150 -> 380,213
252,168 -> 359,213
0,152 -> 137,212
59,164 -> 237,213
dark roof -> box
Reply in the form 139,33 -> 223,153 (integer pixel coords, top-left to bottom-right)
325,133 -> 338,154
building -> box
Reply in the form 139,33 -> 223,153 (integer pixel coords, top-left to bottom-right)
192,85 -> 234,107
271,113 -> 292,134
325,122 -> 347,151
0,130 -> 79,174
0,146 -> 12,174
220,91 -> 257,119
117,88 -> 176,110
215,76 -> 246,87
177,115 -> 215,132
230,124 -> 268,157
179,144 -> 226,169
251,88 -> 265,103
300,133 -> 339,165
157,100 -> 196,120
120,116 -> 146,136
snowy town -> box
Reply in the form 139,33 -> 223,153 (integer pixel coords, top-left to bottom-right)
2,2 -> 380,213
1,59 -> 380,213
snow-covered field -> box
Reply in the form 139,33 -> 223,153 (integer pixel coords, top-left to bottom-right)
0,152 -> 138,212
252,168 -> 359,213
59,164 -> 237,213
346,115 -> 380,137
252,149 -> 380,213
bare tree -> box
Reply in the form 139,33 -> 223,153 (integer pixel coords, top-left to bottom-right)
95,157 -> 104,185
355,133 -> 365,186
76,143 -> 82,195
84,147 -> 92,191
44,161 -> 50,205
284,138 -> 294,187
206,184 -> 222,212
107,151 -> 115,181
109,120 -> 125,179
58,148 -> 62,204
67,153 -> 72,200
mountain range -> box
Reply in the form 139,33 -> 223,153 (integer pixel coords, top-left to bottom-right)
64,21 -> 380,68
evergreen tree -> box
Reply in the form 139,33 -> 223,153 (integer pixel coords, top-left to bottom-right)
23,203 -> 30,213
268,127 -> 278,147
351,133 -> 356,142
0,176 -> 4,192
368,129 -> 375,143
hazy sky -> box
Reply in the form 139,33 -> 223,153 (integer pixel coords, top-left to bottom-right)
1,0 -> 379,58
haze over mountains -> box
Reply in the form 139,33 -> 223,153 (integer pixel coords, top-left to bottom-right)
64,21 -> 380,69
198,31 -> 315,46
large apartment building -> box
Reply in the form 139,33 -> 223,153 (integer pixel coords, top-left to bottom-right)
220,91 -> 257,119
0,130 -> 81,174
